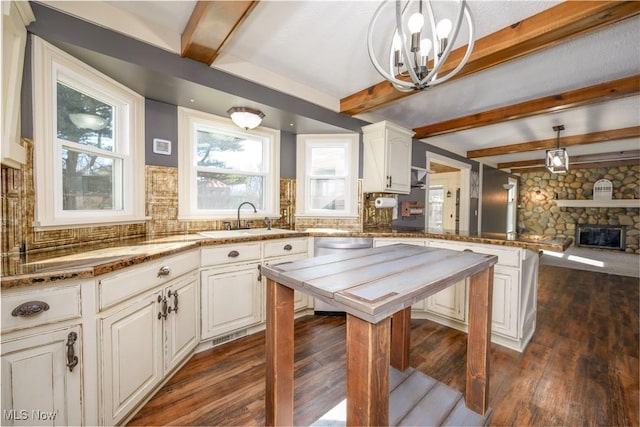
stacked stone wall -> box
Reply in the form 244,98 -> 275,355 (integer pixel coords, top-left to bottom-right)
517,165 -> 639,254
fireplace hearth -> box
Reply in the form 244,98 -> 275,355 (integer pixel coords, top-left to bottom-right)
576,224 -> 626,251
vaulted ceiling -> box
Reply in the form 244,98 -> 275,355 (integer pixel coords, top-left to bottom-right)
42,1 -> 640,172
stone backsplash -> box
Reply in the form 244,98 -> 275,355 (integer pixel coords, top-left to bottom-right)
517,165 -> 639,254
1,140 -> 393,254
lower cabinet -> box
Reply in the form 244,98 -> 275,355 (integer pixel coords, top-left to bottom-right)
100,271 -> 199,425
1,325 -> 82,426
425,283 -> 466,322
491,266 -> 519,339
261,253 -> 310,317
200,263 -> 262,340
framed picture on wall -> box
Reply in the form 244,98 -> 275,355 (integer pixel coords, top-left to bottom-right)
153,138 -> 172,155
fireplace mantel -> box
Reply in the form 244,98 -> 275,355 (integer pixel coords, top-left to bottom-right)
555,200 -> 640,208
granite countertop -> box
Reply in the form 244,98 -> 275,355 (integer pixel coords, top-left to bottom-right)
0,228 -> 571,289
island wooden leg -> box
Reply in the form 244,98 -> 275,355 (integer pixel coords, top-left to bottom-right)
265,278 -> 294,426
466,266 -> 494,415
391,307 -> 411,371
346,314 -> 390,426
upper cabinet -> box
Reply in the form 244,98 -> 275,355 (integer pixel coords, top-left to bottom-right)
362,121 -> 414,194
1,0 -> 34,168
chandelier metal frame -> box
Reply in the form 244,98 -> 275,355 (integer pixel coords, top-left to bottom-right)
546,125 -> 569,174
367,0 -> 475,92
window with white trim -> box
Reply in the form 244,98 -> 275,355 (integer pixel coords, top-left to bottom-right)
178,107 -> 280,220
296,134 -> 359,217
32,36 -> 146,228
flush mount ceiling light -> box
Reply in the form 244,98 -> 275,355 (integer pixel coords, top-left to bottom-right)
367,0 -> 474,92
227,107 -> 265,130
69,113 -> 108,131
546,125 -> 569,174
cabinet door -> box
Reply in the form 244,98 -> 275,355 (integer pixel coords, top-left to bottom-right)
164,272 -> 200,373
425,281 -> 467,322
1,325 -> 82,426
386,132 -> 411,193
491,267 -> 519,339
201,264 -> 261,340
101,292 -> 163,425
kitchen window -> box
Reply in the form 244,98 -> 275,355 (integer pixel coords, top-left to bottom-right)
32,36 -> 146,228
296,134 -> 359,217
178,107 -> 280,220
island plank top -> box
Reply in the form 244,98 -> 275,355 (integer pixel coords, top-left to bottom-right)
260,243 -> 498,324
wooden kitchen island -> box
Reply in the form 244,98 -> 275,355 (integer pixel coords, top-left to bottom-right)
261,244 -> 498,426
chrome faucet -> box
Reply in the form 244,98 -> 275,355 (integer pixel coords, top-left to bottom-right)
236,201 -> 257,229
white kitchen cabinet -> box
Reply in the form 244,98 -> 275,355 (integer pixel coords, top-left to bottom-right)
164,272 -> 200,373
1,1 -> 34,168
1,280 -> 86,426
100,289 -> 163,426
418,238 -> 538,352
1,325 -> 82,426
99,252 -> 200,425
362,121 -> 414,194
491,266 -> 519,339
200,263 -> 262,340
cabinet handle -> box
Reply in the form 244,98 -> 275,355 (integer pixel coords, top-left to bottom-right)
283,244 -> 292,251
157,266 -> 171,277
11,301 -> 50,317
463,248 -> 474,253
228,250 -> 240,258
257,264 -> 262,282
168,290 -> 179,314
66,332 -> 79,372
157,295 -> 168,320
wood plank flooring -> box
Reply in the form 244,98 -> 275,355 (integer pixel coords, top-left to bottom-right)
128,265 -> 639,426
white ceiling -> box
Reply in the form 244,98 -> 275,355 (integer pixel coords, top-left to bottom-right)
42,0 -> 640,169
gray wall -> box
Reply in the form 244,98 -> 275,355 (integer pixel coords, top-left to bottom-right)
145,100 -> 178,167
280,131 -> 296,178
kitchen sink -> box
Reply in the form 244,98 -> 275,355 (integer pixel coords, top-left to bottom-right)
198,228 -> 298,239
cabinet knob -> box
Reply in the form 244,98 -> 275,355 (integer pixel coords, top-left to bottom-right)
283,244 -> 292,251
228,250 -> 240,258
157,266 -> 172,277
11,301 -> 50,318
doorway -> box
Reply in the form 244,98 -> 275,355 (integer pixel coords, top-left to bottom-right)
425,152 -> 471,232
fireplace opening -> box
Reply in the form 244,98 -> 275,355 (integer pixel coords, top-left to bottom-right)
576,224 -> 626,251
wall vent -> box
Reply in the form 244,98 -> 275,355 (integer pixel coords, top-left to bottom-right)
210,329 -> 248,347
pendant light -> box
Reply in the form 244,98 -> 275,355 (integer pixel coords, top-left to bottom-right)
545,125 -> 569,174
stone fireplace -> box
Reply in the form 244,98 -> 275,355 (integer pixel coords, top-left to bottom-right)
576,224 -> 626,251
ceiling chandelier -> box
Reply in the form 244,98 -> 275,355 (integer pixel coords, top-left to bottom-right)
546,125 -> 569,174
227,107 -> 265,130
367,0 -> 474,92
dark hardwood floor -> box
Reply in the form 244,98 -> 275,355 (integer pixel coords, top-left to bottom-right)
128,265 -> 639,426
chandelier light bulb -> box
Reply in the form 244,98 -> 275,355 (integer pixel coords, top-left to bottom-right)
420,38 -> 432,57
552,155 -> 564,167
436,18 -> 452,39
407,12 -> 424,33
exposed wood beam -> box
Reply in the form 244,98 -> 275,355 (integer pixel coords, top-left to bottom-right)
340,1 -> 640,116
416,76 -> 640,139
511,158 -> 640,174
498,149 -> 640,169
181,1 -> 258,66
467,126 -> 640,159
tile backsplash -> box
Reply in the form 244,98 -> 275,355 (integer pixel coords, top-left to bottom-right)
1,139 -> 393,254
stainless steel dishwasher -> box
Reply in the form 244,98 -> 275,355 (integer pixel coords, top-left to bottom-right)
313,236 -> 374,315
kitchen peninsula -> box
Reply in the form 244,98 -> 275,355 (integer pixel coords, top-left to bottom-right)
0,228 -> 569,425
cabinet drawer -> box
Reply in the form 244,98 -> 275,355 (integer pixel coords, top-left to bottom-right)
427,240 -> 520,267
99,250 -> 199,310
201,243 -> 261,267
263,238 -> 308,258
1,283 -> 81,333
